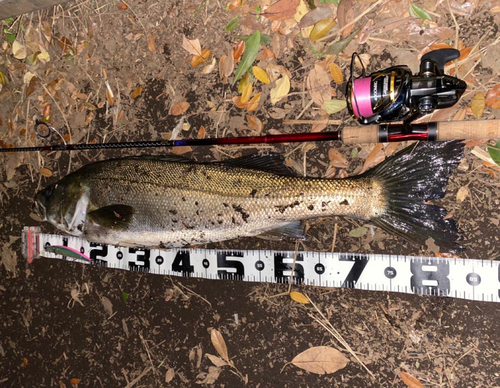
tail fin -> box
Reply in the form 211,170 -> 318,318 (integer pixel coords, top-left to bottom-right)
363,141 -> 465,252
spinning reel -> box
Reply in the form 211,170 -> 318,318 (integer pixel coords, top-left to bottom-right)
346,49 -> 467,125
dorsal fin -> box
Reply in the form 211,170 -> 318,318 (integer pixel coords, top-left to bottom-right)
223,153 -> 296,176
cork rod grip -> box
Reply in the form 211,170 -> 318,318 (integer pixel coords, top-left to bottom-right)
341,125 -> 379,144
437,120 -> 500,141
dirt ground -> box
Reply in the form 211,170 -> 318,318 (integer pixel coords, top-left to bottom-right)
1,0 -> 500,386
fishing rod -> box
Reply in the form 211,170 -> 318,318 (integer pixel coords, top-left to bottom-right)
1,48 -> 499,153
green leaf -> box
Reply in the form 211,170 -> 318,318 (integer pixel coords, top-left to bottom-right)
488,140 -> 500,167
233,30 -> 261,85
323,99 -> 347,114
122,292 -> 129,303
325,26 -> 361,56
409,3 -> 432,21
5,32 -> 16,44
319,0 -> 340,4
349,226 -> 367,238
4,17 -> 14,24
351,148 -> 358,158
225,16 -> 240,32
235,33 -> 271,46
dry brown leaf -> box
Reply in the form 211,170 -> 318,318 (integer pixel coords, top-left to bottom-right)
148,35 -> 156,53
100,296 -> 113,317
328,148 -> 348,169
291,346 -> 349,374
452,108 -> 466,121
361,144 -> 385,173
471,92 -> 485,118
307,65 -> 331,106
201,58 -> 217,74
399,371 -> 424,388
171,101 -> 190,116
329,63 -> 344,84
456,186 -> 469,202
246,92 -> 262,112
26,76 -> 39,98
130,86 -> 142,99
210,329 -> 229,363
233,41 -> 245,63
117,3 -> 128,10
197,125 -> 206,139
485,85 -> 500,109
182,35 -> 202,56
165,367 -> 175,383
171,146 -> 193,155
190,49 -> 210,67
262,0 -> 300,21
219,54 -> 234,79
40,167 -> 53,177
246,115 -> 263,132
206,353 -> 228,367
298,6 -> 333,28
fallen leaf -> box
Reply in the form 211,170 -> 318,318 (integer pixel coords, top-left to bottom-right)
329,63 -> 344,84
488,140 -> 500,167
165,367 -> 175,383
325,26 -> 361,55
270,74 -> 290,104
201,57 -> 217,74
26,76 -> 39,98
471,92 -> 485,118
361,144 -> 385,173
148,35 -> 156,53
310,18 -> 336,42
307,65 -> 331,106
233,31 -> 260,84
323,99 -> 347,115
246,115 -> 263,132
298,7 -> 333,28
349,226 -> 367,238
219,54 -> 234,79
40,167 -> 53,177
12,40 -> 27,60
130,86 -> 142,99
171,146 -> 193,155
246,92 -> 262,112
456,186 -> 469,202
190,49 -> 210,67
240,82 -> 253,103
171,101 -> 190,116
458,46 -> 471,61
101,296 -> 113,317
182,35 -> 202,56
206,353 -> 228,367
197,125 -> 206,139
485,85 -> 500,109
252,66 -> 270,84
56,36 -> 74,55
262,0 -> 299,21
210,329 -> 229,363
196,366 -> 221,384
290,291 -> 309,304
409,3 -> 432,20
399,371 -> 425,388
70,378 -> 80,385
233,40 -> 245,63
290,346 -> 349,374
328,148 -> 348,169
117,3 -> 128,9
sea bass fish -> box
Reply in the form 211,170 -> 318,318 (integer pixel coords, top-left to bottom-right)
33,141 -> 464,251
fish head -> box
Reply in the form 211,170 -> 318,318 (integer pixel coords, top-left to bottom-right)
33,180 -> 90,236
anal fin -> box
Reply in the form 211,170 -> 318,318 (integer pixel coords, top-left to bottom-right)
257,221 -> 305,241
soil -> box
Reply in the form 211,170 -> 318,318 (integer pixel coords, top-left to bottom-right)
1,0 -> 500,387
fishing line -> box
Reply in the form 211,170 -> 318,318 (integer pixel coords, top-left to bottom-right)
23,227 -> 500,304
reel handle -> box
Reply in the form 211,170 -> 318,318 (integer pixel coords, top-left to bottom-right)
420,48 -> 460,75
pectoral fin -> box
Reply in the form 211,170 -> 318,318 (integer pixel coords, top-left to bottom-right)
87,205 -> 135,230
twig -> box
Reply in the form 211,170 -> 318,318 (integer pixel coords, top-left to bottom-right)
174,280 -> 213,308
283,119 -> 342,125
331,223 -> 338,252
123,366 -> 153,388
306,294 -> 375,378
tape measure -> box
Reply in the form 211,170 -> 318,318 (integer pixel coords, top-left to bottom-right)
22,227 -> 500,303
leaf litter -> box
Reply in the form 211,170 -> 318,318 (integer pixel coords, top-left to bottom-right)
1,0 -> 500,387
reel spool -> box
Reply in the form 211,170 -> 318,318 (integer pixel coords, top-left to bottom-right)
346,49 -> 467,125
